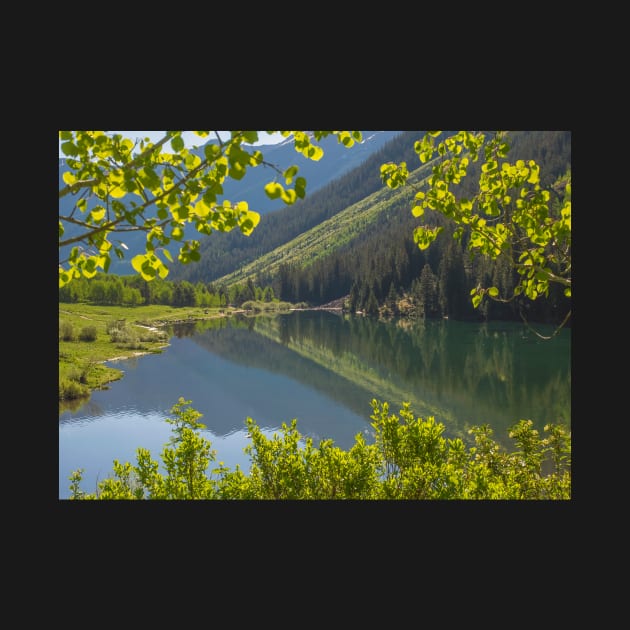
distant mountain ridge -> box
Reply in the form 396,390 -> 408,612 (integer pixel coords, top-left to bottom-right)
59,131 -> 402,276
169,130 -> 423,284
216,131 -> 402,216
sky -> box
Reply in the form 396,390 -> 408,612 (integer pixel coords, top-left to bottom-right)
110,130 -> 285,147
59,130 -> 285,157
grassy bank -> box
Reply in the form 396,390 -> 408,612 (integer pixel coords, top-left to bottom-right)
58,303 -> 235,408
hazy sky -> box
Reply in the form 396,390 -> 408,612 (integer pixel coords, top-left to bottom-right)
59,130 -> 285,157
111,131 -> 284,146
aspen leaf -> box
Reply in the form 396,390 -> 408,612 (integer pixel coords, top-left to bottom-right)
264,182 -> 283,199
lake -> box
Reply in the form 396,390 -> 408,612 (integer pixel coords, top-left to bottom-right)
59,311 -> 571,499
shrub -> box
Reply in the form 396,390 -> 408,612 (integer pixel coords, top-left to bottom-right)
59,376 -> 90,400
107,319 -> 127,334
109,324 -> 138,345
137,328 -> 168,343
78,325 -> 98,342
67,398 -> 571,500
59,321 -> 74,341
241,300 -> 263,312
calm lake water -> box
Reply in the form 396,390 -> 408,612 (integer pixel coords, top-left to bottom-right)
59,311 -> 571,498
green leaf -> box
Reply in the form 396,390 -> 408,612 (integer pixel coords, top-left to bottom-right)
62,171 -> 76,186
306,145 -> 324,161
527,163 -> 540,184
284,165 -> 299,184
90,207 -> 106,222
340,134 -> 354,147
264,182 -> 283,200
280,188 -> 297,204
413,226 -> 442,250
242,131 -> 259,144
59,270 -> 70,288
141,266 -> 157,281
61,141 -> 80,157
240,210 -> 260,235
171,135 -> 184,152
204,143 -> 221,160
185,152 -> 201,169
131,254 -> 147,274
488,287 -> 499,297
193,199 -> 211,218
295,177 -> 307,198
411,204 -> 424,217
229,161 -> 246,180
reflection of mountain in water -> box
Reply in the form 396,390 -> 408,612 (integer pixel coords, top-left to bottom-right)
188,312 -> 571,448
59,312 -> 570,458
185,315 -> 377,444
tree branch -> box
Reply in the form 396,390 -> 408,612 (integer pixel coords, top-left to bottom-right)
59,133 -> 172,200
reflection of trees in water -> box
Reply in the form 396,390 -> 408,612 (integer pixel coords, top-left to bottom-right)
59,397 -> 89,415
170,318 -> 230,339
264,312 -> 570,446
180,311 -> 569,448
170,322 -> 198,338
59,398 -> 106,425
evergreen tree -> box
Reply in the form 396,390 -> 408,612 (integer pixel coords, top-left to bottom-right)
348,281 -> 360,313
438,241 -> 468,319
417,263 -> 439,318
386,281 -> 399,316
365,289 -> 379,316
263,286 -> 275,302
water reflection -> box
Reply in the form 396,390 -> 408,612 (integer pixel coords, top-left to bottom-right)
238,312 -> 571,445
59,311 -> 570,498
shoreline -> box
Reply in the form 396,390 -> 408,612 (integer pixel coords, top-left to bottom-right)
61,305 -> 343,406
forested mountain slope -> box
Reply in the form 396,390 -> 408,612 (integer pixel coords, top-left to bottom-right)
213,131 -> 571,325
169,131 -> 423,283
214,165 -> 428,287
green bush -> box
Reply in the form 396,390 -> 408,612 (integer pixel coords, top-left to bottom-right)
241,300 -> 263,312
107,320 -> 166,346
106,319 -> 127,334
59,377 -> 90,401
78,325 -> 98,342
109,325 -> 138,345
137,328 -> 168,343
67,398 -> 571,500
59,321 -> 74,341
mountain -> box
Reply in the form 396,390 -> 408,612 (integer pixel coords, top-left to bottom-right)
246,131 -> 571,323
214,131 -> 402,216
169,130 -> 426,284
212,161 -> 428,287
58,131 -> 402,276
60,131 -> 570,325
204,131 -> 571,323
